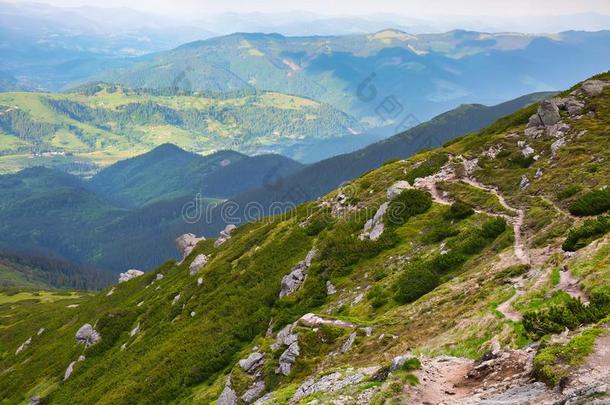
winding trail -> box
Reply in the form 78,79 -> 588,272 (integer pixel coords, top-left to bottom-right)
559,268 -> 588,303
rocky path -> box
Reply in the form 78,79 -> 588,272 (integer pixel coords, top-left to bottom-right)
496,281 -> 525,322
558,268 -> 588,303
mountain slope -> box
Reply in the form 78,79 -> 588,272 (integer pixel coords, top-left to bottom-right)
94,30 -> 610,123
1,73 -> 609,404
89,144 -> 303,208
221,91 -> 552,218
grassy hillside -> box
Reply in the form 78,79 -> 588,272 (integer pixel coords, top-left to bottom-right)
94,30 -> 610,123
1,73 -> 608,404
0,84 -> 358,174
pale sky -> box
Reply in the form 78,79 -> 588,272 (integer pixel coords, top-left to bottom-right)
21,0 -> 610,18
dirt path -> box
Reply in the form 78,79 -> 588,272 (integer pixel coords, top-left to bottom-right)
408,356 -> 474,404
558,268 -> 588,303
496,285 -> 524,321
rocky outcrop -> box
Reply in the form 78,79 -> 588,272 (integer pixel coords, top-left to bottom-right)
326,281 -> 337,295
277,342 -> 300,376
359,202 -> 388,241
340,331 -> 357,353
215,224 -> 237,247
291,367 -> 380,402
241,381 -> 266,404
239,352 -> 264,374
64,355 -> 85,380
75,324 -> 100,346
130,323 -> 140,337
175,233 -> 205,261
299,313 -> 355,329
519,175 -> 530,189
217,379 -> 238,405
118,269 -> 144,283
279,248 -> 317,298
15,337 -> 32,355
386,180 -> 412,199
189,254 -> 209,276
271,324 -> 298,350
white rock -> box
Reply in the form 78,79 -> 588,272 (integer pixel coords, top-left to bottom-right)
279,249 -> 317,298
189,254 -> 209,275
190,311 -> 196,317
276,342 -> 300,375
519,175 -> 530,189
118,269 -> 144,283
299,313 -> 355,329
130,323 -> 140,337
75,324 -> 100,346
156,273 -> 164,281
582,80 -> 609,97
63,355 -> 85,380
241,380 -> 266,404
341,331 -> 357,353
171,294 -> 181,305
37,328 -> 45,336
176,233 -> 205,261
387,181 -> 412,200
106,287 -> 115,296
326,281 -> 337,295
239,352 -> 265,373
15,337 -> 32,355
197,277 -> 203,287
218,379 -> 238,405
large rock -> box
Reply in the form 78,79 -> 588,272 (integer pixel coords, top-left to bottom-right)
75,324 -> 100,346
176,233 -> 205,260
279,249 -> 317,298
538,100 -> 561,126
341,331 -> 357,353
217,379 -> 238,405
387,181 -> 412,200
582,80 -> 609,97
241,381 -> 266,404
189,254 -> 209,276
239,352 -> 264,374
291,367 -> 380,402
118,269 -> 144,283
271,324 -> 298,350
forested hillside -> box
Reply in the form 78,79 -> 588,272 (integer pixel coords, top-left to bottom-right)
1,73 -> 608,404
0,84 -> 358,174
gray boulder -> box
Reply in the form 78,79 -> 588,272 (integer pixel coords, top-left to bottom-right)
387,181 -> 412,200
75,324 -> 100,346
538,100 -> 561,126
64,355 -> 85,380
176,233 -> 205,261
326,281 -> 337,295
360,202 -> 388,241
582,80 -> 609,97
519,175 -> 530,189
215,224 -> 238,247
15,337 -> 32,355
189,254 -> 209,276
28,396 -> 41,405
271,324 -> 298,350
276,342 -> 300,375
217,379 -> 238,405
239,352 -> 264,373
279,249 -> 317,298
340,331 -> 357,353
241,381 -> 266,404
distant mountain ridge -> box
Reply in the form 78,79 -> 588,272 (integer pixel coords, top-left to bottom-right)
92,29 -> 610,125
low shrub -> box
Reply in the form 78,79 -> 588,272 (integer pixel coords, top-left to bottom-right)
394,261 -> 440,304
404,154 -> 449,184
480,217 -> 507,239
430,251 -> 467,273
445,201 -> 475,220
562,215 -> 610,251
367,285 -> 390,309
569,188 -> 610,216
556,185 -> 581,201
385,189 -> 432,227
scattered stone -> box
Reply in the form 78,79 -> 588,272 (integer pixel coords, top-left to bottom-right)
279,249 -> 317,298
387,181 -> 412,200
15,337 -> 32,355
521,145 -> 535,157
176,233 -> 205,261
189,254 -> 209,275
171,294 -> 181,305
37,328 -> 45,336
362,326 -> 373,337
121,343 -> 127,351
535,168 -> 543,179
75,324 -> 100,346
292,367 -> 380,402
118,269 -> 144,283
27,396 -> 40,405
215,224 -> 237,247
106,287 -> 115,296
156,273 -> 164,281
519,175 -> 530,189
352,292 -> 364,306
63,355 -> 85,380
241,381 -> 266,404
239,352 -> 265,374
326,281 -> 337,295
130,323 -> 140,337
548,122 -> 570,138
217,379 -> 238,405
137,301 -> 144,307
340,332 -> 357,353
197,277 -> 203,287
551,137 -> 567,157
